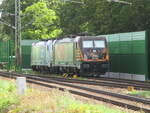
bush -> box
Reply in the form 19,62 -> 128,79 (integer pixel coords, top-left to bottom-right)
0,80 -> 18,113
128,90 -> 150,98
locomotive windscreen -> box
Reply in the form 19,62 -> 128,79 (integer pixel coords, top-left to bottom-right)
82,40 -> 105,48
83,41 -> 93,48
94,40 -> 105,48
82,40 -> 106,60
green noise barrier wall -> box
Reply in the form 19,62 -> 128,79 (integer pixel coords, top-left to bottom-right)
0,40 -> 15,70
103,31 -> 149,80
21,40 -> 38,68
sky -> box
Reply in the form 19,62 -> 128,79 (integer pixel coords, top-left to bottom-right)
0,0 -> 2,18
0,0 -> 3,5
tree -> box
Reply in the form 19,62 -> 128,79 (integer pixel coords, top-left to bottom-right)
0,0 -> 15,40
22,1 -> 62,39
1,0 -> 150,39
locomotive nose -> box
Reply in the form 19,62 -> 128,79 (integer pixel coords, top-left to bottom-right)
91,50 -> 99,59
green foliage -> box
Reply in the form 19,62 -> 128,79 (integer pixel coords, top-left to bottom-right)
55,0 -> 150,35
128,90 -> 150,98
9,89 -> 125,113
1,0 -> 150,39
0,0 -> 15,40
21,0 -> 40,11
0,80 -> 18,113
55,92 -> 125,113
54,91 -> 125,113
22,1 -> 62,39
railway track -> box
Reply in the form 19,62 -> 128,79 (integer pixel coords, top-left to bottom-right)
43,76 -> 150,90
9,72 -> 150,90
0,71 -> 150,112
87,76 -> 150,86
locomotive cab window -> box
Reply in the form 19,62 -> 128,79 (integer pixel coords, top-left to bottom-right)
83,41 -> 93,48
83,40 -> 105,48
94,40 -> 105,48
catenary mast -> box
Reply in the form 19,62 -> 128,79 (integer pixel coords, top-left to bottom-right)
15,0 -> 21,70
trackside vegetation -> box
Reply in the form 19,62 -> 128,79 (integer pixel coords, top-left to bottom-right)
128,90 -> 150,98
1,79 -> 146,113
0,80 -> 18,113
9,89 -> 125,113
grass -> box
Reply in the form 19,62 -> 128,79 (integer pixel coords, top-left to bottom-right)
0,79 -> 143,113
8,89 -> 127,113
0,80 -> 18,113
128,90 -> 150,98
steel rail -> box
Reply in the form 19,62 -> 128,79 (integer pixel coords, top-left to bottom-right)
20,73 -> 150,90
1,71 -> 150,90
0,73 -> 150,113
0,71 -> 150,113
5,71 -> 150,85
22,75 -> 150,105
87,76 -> 150,85
19,72 -> 150,86
28,80 -> 150,113
46,77 -> 150,90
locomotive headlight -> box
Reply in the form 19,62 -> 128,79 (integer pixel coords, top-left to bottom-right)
93,50 -> 96,52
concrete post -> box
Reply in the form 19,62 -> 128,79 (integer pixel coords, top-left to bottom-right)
16,77 -> 26,95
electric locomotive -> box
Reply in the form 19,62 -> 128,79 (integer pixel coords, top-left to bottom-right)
31,35 -> 109,76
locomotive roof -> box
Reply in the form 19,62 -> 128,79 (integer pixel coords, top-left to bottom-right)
32,41 -> 46,47
56,38 -> 75,43
55,36 -> 106,43
32,35 -> 106,46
